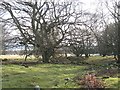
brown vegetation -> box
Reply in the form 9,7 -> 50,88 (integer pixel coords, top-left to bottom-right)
74,73 -> 105,88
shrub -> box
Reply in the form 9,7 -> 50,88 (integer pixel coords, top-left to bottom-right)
78,73 -> 105,88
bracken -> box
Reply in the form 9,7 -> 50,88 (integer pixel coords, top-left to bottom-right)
80,73 -> 105,88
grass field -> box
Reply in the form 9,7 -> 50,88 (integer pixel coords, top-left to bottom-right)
1,56 -> 119,88
0,55 -> 37,61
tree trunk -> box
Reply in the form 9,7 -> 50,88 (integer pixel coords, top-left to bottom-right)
117,55 -> 120,62
42,51 -> 50,63
76,54 -> 79,57
65,52 -> 67,58
118,21 -> 120,62
85,53 -> 89,58
42,48 -> 54,63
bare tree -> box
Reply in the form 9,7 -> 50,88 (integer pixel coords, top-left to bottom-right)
0,1 -> 77,62
104,0 -> 120,60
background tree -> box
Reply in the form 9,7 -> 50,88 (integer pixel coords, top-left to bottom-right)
68,27 -> 94,58
99,23 -> 118,56
102,0 -> 120,60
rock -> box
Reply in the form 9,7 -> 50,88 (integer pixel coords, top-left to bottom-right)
34,85 -> 40,90
64,78 -> 70,81
102,76 -> 109,79
21,64 -> 29,68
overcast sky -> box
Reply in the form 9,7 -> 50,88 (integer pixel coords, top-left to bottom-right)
1,0 -> 118,24
1,0 -> 99,9
0,0 -> 113,12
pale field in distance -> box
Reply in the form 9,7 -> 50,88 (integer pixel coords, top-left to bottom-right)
0,54 -> 100,60
0,54 -> 73,60
0,55 -> 36,60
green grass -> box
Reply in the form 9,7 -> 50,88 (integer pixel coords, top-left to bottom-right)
2,56 -> 119,88
2,64 -> 86,88
104,78 -> 119,88
85,56 -> 114,64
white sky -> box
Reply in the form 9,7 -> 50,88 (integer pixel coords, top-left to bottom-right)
1,0 -> 116,31
1,0 -> 104,18
80,0 -> 98,10
0,0 -> 111,13
1,0 -> 117,25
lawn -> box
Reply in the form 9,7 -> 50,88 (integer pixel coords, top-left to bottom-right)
1,56 -> 119,89
2,64 -> 84,88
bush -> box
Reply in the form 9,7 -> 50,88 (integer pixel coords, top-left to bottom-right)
80,73 -> 105,88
